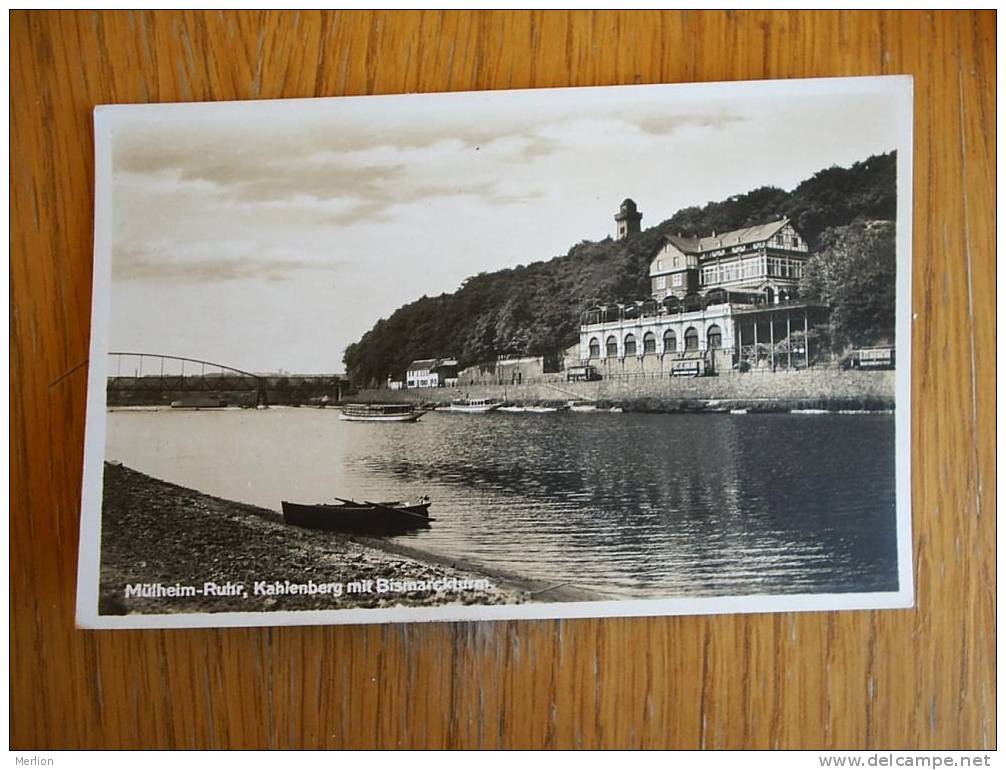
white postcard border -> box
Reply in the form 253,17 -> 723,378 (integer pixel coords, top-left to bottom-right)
75,75 -> 915,630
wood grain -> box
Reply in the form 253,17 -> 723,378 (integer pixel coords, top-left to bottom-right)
10,10 -> 995,749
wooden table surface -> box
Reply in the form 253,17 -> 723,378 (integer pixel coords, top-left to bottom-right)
10,11 -> 995,750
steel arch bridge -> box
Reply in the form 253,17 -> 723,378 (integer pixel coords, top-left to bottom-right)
107,352 -> 268,407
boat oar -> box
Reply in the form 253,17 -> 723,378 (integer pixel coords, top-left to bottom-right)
330,494 -> 431,522
361,498 -> 433,522
332,495 -> 362,506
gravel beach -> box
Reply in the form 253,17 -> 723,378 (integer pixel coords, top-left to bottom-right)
98,463 -> 533,616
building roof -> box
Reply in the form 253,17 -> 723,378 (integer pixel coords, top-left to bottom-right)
665,218 -> 790,254
407,359 -> 438,371
406,358 -> 457,371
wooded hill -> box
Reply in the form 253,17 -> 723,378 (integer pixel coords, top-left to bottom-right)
344,152 -> 896,386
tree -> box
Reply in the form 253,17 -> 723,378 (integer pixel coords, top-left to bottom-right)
343,152 -> 898,386
800,221 -> 896,349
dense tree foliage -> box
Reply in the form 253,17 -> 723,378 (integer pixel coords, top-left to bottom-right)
344,152 -> 896,385
800,221 -> 897,348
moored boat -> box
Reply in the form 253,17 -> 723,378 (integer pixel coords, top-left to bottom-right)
281,497 -> 433,534
566,400 -> 598,412
448,398 -> 503,413
338,403 -> 424,422
170,396 -> 228,409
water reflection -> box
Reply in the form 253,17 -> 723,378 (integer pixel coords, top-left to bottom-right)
106,408 -> 898,598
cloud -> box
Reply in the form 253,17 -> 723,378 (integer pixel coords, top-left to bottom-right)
115,130 -> 552,229
109,96 -> 753,283
628,111 -> 748,137
114,239 -> 346,283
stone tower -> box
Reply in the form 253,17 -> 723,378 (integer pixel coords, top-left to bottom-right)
614,198 -> 642,240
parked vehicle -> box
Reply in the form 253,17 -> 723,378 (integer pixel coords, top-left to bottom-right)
842,347 -> 895,370
566,365 -> 601,382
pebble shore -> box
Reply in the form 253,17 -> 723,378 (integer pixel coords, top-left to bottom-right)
98,463 -> 529,616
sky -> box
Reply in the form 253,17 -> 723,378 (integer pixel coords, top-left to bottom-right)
105,77 -> 908,373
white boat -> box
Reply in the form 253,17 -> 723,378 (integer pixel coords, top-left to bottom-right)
566,401 -> 598,412
339,403 -> 424,422
448,398 -> 503,413
524,405 -> 559,413
498,405 -> 527,413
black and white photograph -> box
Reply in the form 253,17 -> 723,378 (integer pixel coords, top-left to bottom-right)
76,76 -> 914,628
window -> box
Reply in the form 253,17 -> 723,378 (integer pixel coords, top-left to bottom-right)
707,325 -> 722,349
655,275 -> 667,290
663,329 -> 676,354
588,338 -> 600,358
606,336 -> 618,358
657,259 -> 663,270
742,257 -> 761,278
624,334 -> 636,356
643,332 -> 656,354
684,327 -> 699,351
672,274 -> 683,287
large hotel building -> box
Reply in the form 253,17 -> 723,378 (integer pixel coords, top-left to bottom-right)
578,200 -> 830,376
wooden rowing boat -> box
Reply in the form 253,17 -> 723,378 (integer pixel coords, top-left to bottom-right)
281,496 -> 433,534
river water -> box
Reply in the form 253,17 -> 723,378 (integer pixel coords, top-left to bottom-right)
105,407 -> 899,598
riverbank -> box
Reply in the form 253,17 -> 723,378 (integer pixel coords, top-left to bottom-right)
98,463 -> 585,617
354,368 -> 896,413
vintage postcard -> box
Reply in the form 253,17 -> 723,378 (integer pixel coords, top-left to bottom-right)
77,76 -> 914,629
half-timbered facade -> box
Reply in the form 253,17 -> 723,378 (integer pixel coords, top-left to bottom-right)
650,218 -> 810,304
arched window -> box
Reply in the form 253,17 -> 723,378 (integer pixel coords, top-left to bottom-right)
764,286 -> 776,305
623,334 -> 636,356
663,329 -> 677,354
643,332 -> 656,354
588,338 -> 600,359
606,336 -> 618,358
707,325 -> 722,350
684,327 -> 699,351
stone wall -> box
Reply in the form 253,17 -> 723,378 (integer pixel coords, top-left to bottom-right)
353,368 -> 896,409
